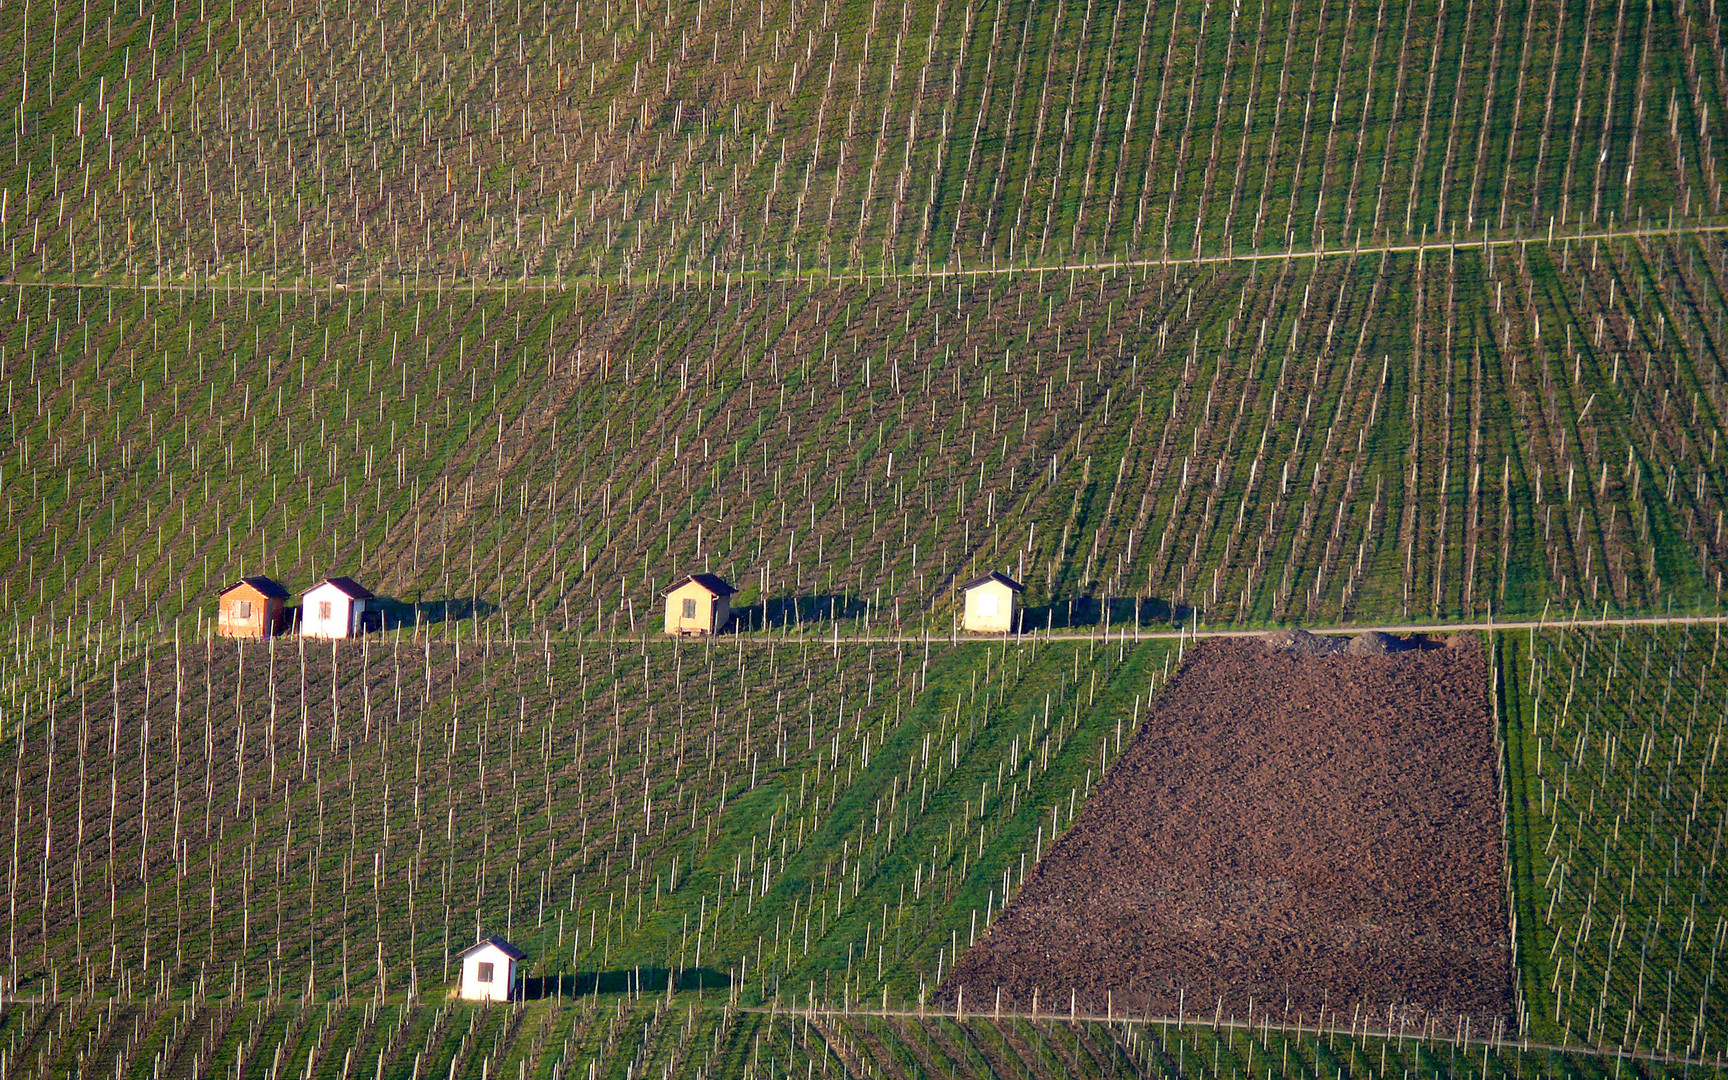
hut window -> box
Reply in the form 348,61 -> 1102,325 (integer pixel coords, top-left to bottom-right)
977,593 -> 999,617
319,601 -> 333,621
236,600 -> 253,619
682,598 -> 697,618
477,962 -> 495,983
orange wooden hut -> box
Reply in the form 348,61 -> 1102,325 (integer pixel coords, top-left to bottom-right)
216,576 -> 291,639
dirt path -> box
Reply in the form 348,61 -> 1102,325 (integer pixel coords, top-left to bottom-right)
359,611 -> 1728,648
11,223 -> 1727,292
740,1005 -> 1724,1071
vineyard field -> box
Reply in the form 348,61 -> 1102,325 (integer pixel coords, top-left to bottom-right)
0,998 -> 1711,1080
5,0 -> 1728,1069
2,631 -> 1178,1007
4,233 -> 1728,643
1500,624 -> 1727,1061
0,0 -> 1724,280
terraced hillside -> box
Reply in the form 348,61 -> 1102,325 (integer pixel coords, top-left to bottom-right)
0,0 -> 1726,631
0,0 -> 1724,279
5,0 -> 1728,1073
4,233 -> 1728,636
2,630 -> 1174,1007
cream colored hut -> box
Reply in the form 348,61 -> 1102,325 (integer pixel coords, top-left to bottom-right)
661,573 -> 737,635
301,577 -> 375,639
457,936 -> 526,1002
958,572 -> 1025,634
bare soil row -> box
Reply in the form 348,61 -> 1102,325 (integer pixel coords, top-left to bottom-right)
941,634 -> 1510,1027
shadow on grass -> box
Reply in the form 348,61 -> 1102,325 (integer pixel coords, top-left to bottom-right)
374,597 -> 497,630
519,967 -> 732,1000
728,594 -> 868,631
1018,595 -> 1192,631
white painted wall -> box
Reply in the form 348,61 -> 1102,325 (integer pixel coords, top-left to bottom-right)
303,583 -> 361,639
459,943 -> 517,1002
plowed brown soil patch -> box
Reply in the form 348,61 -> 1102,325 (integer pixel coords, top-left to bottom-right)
941,635 -> 1509,1026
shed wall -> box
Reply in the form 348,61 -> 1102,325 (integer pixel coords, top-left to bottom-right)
218,589 -> 284,639
664,583 -> 726,635
962,582 -> 1017,633
458,948 -> 516,1002
302,586 -> 357,639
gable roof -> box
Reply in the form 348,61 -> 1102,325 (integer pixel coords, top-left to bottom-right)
219,576 -> 290,599
959,571 -> 1025,593
457,935 -> 527,961
660,572 -> 738,597
309,576 -> 375,600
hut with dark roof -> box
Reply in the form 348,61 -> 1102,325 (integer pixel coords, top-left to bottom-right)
301,576 -> 377,639
958,571 -> 1025,634
216,576 -> 291,639
661,573 -> 737,635
457,935 -> 527,1002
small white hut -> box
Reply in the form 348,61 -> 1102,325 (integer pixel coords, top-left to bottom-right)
457,936 -> 526,1002
958,571 -> 1025,634
301,577 -> 376,639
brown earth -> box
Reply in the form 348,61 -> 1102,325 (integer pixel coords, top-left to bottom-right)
939,634 -> 1510,1028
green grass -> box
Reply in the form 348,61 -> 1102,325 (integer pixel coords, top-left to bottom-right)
0,0 -> 1724,283
1500,624 -> 1728,1059
1,238 -> 1725,644
0,633 -> 1179,1010
2,998 -> 1719,1079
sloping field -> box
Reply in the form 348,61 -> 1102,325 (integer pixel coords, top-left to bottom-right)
4,232 -> 1728,642
0,633 -> 1178,1008
3,0 -> 1728,1070
1501,624 -> 1728,1059
2,615 -> 1723,1072
1,0 -> 1727,643
941,635 -> 1510,1027
0,0 -> 1723,279
0,999 -> 1697,1080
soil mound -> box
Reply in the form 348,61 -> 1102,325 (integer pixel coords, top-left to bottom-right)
1345,630 -> 1407,655
1261,628 -> 1347,655
940,636 -> 1508,1027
